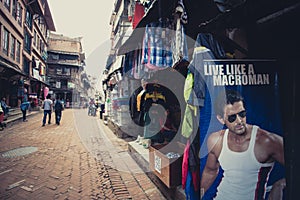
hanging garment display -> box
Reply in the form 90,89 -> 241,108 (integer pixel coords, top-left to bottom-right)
172,0 -> 189,64
175,0 -> 188,24
128,0 -> 135,22
142,83 -> 167,142
194,33 -> 226,59
123,51 -> 135,78
187,33 -> 227,107
182,135 -> 200,193
181,33 -> 227,199
172,18 -> 189,65
132,1 -> 145,29
142,19 -> 174,70
133,49 -> 146,79
129,86 -> 141,122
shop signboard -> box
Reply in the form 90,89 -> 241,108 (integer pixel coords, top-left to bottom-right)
200,60 -> 285,200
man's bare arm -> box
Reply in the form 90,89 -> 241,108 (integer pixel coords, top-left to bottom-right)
200,132 -> 222,198
200,151 -> 220,198
268,178 -> 286,200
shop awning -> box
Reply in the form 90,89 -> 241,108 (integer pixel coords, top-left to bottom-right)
0,59 -> 27,80
108,55 -> 124,75
118,0 -> 299,57
117,0 -> 220,55
117,0 -> 178,55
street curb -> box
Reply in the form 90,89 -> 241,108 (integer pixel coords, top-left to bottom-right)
4,110 -> 42,128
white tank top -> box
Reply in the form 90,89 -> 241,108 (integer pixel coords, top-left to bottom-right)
215,125 -> 274,200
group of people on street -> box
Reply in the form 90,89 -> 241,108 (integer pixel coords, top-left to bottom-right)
42,94 -> 64,126
88,98 -> 97,116
0,86 -> 286,199
0,91 -> 30,129
87,98 -> 105,119
1,87 -> 66,129
16,89 -> 64,126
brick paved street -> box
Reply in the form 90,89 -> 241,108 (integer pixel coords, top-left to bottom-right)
0,109 -> 165,200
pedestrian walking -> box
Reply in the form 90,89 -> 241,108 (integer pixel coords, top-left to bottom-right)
54,96 -> 63,125
42,94 -> 53,126
100,103 -> 105,119
20,100 -> 30,122
20,88 -> 30,122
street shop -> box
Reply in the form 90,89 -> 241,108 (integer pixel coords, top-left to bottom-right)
103,0 -> 300,199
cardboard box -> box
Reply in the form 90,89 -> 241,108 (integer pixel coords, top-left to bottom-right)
149,142 -> 185,188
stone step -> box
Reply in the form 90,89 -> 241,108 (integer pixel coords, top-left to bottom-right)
6,108 -> 22,116
3,108 -> 42,127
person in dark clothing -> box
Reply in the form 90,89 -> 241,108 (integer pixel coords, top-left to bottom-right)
1,97 -> 10,116
100,103 -> 105,119
54,96 -> 63,125
20,89 -> 30,122
20,101 -> 30,122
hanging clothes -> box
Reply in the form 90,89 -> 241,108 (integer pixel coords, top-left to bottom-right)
140,0 -> 153,12
187,33 -> 226,107
137,88 -> 147,126
194,33 -> 226,59
137,89 -> 146,112
189,131 -> 200,191
185,33 -> 226,141
142,19 -> 174,70
133,49 -> 146,79
182,140 -> 190,190
185,170 -> 200,200
172,0 -> 189,64
181,33 -> 227,199
128,0 -> 135,22
181,71 -> 200,139
188,47 -> 213,107
144,92 -> 166,102
172,17 -> 189,65
176,0 -> 188,24
123,51 -> 135,78
181,104 -> 199,138
142,83 -> 167,141
184,72 -> 198,107
129,86 -> 143,124
132,1 -> 145,29
182,138 -> 200,199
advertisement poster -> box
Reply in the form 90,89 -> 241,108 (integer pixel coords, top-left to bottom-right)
199,60 -> 285,200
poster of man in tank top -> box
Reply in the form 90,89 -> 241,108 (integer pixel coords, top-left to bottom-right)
199,60 -> 285,200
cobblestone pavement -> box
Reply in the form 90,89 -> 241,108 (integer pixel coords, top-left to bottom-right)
0,109 -> 166,200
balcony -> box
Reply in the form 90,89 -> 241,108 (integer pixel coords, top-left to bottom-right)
28,0 -> 45,15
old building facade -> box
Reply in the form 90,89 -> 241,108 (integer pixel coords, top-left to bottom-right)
46,32 -> 86,108
0,0 -> 55,107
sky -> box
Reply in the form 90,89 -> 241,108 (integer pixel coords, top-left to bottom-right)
47,0 -> 115,82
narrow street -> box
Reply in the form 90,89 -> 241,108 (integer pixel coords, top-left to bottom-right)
0,109 -> 165,200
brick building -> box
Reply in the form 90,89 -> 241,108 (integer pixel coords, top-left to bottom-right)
46,32 -> 86,107
0,0 -> 55,107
